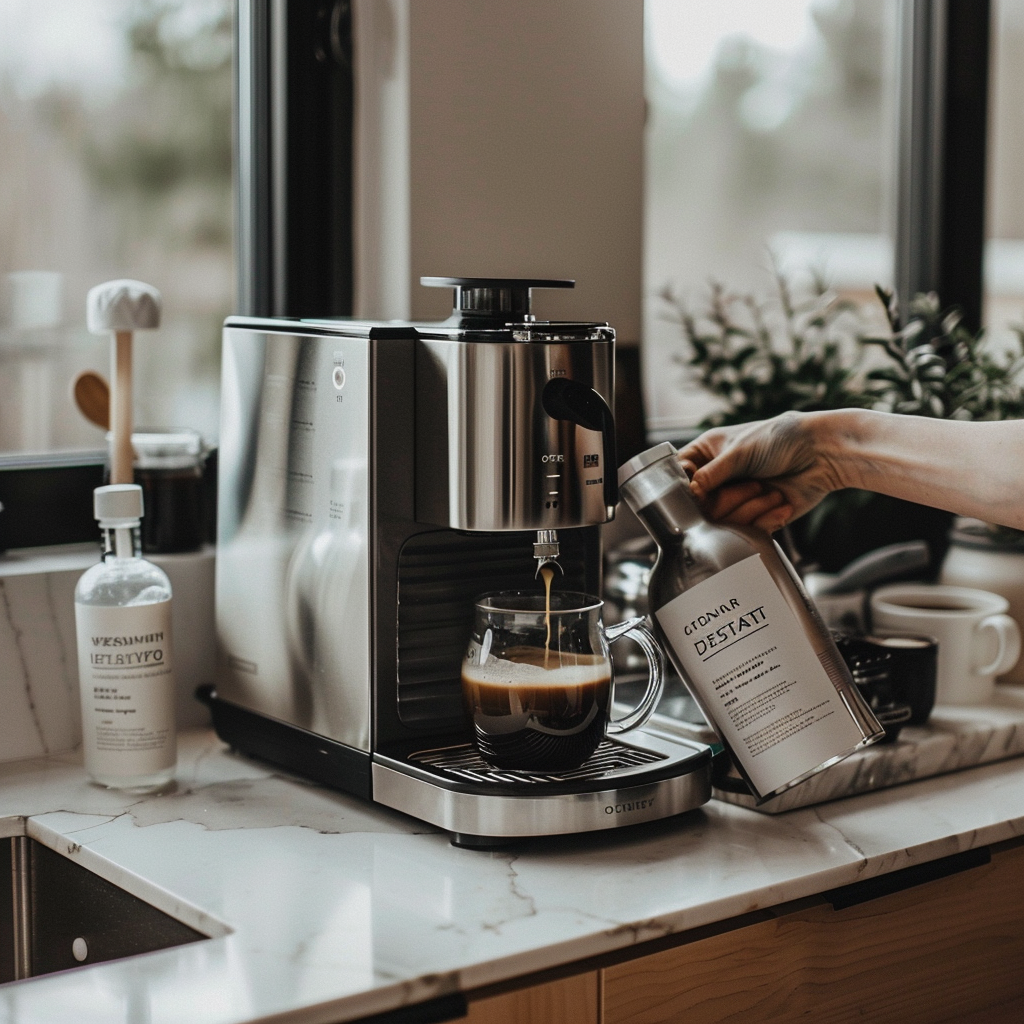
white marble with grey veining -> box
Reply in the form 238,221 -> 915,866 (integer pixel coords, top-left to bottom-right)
0,545 -> 92,761
1,727 -> 1024,1023
0,545 -> 214,767
709,686 -> 1024,812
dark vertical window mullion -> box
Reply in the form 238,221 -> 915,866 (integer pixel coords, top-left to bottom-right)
236,0 -> 274,318
895,0 -> 945,313
235,0 -> 354,319
895,0 -> 991,332
937,0 -> 991,332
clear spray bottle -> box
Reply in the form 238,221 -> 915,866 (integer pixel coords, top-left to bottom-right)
75,484 -> 176,791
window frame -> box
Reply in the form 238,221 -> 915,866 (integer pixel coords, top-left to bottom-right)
895,0 -> 991,331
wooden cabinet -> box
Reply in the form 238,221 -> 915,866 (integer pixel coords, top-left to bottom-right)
462,843 -> 1024,1024
602,843 -> 1024,1024
465,973 -> 599,1024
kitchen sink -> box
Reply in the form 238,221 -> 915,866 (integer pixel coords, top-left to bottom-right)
0,835 -> 207,983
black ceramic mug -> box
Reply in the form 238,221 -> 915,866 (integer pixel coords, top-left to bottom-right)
835,632 -> 938,726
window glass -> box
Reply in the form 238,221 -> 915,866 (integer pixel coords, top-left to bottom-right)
0,0 -> 231,456
986,0 -> 1024,344
643,0 -> 898,434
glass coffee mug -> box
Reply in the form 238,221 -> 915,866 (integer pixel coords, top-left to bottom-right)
461,591 -> 665,771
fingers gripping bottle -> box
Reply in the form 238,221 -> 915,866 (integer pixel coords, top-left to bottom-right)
75,484 -> 176,791
618,444 -> 882,801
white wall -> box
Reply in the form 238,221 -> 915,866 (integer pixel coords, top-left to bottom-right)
403,0 -> 644,343
353,0 -> 411,321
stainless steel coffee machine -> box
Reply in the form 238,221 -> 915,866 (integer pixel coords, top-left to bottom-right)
210,278 -> 711,844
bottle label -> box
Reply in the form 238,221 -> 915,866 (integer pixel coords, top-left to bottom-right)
75,600 -> 176,779
655,554 -> 863,796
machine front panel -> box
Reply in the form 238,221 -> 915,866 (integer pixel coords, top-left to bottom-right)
415,338 -> 614,531
216,327 -> 372,751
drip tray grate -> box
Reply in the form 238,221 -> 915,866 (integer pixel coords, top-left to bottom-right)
408,740 -> 667,785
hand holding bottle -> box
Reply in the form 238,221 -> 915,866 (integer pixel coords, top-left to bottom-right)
679,409 -> 1024,535
679,412 -> 844,532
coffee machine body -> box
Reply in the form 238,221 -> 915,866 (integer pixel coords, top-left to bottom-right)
211,279 -> 711,844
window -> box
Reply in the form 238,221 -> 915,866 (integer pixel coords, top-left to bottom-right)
986,0 -> 1024,347
643,0 -> 899,434
0,0 -> 232,457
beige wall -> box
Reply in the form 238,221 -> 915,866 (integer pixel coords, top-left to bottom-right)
354,0 -> 411,321
406,0 -> 644,343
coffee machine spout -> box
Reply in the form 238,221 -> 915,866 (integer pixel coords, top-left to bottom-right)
533,529 -> 563,577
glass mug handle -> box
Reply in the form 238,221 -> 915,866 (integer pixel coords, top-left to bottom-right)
604,616 -> 665,734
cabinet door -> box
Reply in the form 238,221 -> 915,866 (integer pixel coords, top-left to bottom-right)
603,844 -> 1024,1024
465,972 -> 599,1024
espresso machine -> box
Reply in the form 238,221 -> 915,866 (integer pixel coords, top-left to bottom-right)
210,278 -> 711,845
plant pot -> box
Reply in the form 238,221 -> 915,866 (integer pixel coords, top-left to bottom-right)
787,489 -> 954,577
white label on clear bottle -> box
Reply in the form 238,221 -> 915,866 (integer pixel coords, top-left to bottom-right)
655,554 -> 863,796
75,600 -> 176,779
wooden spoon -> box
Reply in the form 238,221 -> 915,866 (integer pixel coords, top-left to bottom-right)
73,370 -> 110,431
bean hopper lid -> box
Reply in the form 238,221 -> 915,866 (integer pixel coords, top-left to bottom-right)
419,277 -> 613,342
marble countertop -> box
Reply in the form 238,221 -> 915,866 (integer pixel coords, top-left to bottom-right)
2,729 -> 1024,1024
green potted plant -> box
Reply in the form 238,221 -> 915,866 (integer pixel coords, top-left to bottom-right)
662,277 -> 1024,573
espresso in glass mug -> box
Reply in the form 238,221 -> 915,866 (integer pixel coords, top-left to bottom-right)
462,592 -> 664,771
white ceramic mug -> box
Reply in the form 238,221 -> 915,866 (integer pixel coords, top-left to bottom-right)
870,584 -> 1022,705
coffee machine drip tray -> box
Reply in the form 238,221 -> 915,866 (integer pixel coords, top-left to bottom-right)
371,731 -> 712,846
410,739 -> 666,785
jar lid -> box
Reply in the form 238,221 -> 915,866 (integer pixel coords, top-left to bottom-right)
108,428 -> 206,469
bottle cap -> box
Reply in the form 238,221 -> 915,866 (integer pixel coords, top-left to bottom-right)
617,442 -> 678,488
94,484 -> 144,525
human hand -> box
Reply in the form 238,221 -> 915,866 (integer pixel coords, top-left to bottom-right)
678,412 -> 842,532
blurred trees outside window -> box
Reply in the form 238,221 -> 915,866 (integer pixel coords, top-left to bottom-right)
643,0 -> 899,434
646,0 -> 1024,437
0,0 -> 232,455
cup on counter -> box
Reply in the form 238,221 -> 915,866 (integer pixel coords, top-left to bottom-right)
833,632 -> 937,726
940,517 -> 1024,685
870,584 -> 1021,706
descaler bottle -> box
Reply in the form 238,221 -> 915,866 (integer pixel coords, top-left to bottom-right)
618,443 -> 882,801
75,484 -> 176,791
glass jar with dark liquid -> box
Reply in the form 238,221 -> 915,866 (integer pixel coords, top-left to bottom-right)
131,429 -> 207,554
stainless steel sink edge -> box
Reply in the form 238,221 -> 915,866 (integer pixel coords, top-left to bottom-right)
3,821 -> 230,985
